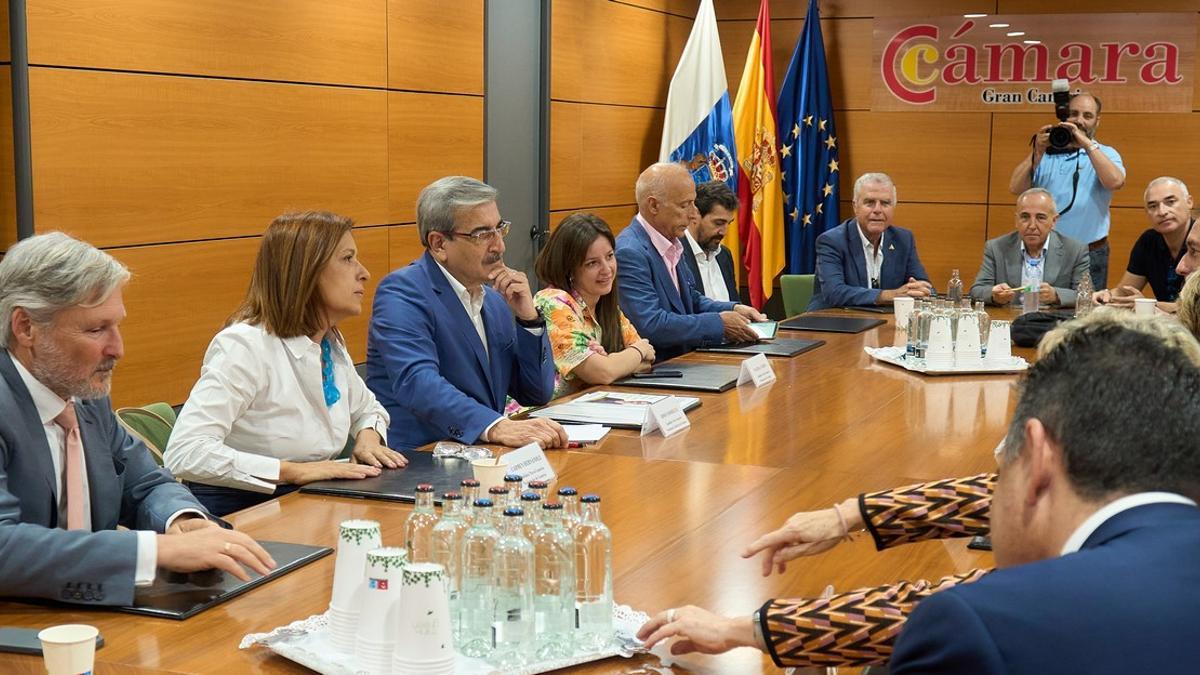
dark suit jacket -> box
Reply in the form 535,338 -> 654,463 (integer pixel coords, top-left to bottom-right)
809,217 -> 929,310
0,351 -> 204,606
366,251 -> 556,451
615,218 -> 736,361
891,501 -> 1200,674
679,239 -> 739,302
968,230 -> 1090,306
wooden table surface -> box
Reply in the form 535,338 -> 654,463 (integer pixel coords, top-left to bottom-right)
0,310 -> 1032,673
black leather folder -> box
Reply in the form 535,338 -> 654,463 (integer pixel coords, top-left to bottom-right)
300,451 -> 475,504
614,361 -> 741,392
779,315 -> 886,334
120,540 -> 331,619
697,337 -> 825,357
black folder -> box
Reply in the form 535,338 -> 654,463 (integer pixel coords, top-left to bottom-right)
779,315 -> 886,334
614,361 -> 741,392
120,540 -> 331,619
697,337 -> 825,357
300,451 -> 475,504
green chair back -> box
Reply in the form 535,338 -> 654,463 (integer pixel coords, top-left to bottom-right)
116,403 -> 177,466
781,274 -> 815,318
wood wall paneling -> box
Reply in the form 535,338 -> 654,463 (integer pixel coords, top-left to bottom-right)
719,18 -> 872,111
549,205 -> 639,233
837,111 -> 992,203
549,102 -> 664,211
28,68 -> 389,248
0,66 -> 13,252
714,0 -> 996,21
387,223 -> 425,275
1,0 -> 9,63
552,0 -> 693,107
615,0 -> 699,18
25,0 -> 387,87
387,92 -> 485,224
988,112 -> 1200,210
387,0 -> 484,94
110,238 -> 260,408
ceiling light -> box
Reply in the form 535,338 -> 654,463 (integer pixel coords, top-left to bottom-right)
989,23 -> 1010,28
1006,31 -> 1026,37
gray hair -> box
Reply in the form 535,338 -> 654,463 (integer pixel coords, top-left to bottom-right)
1017,187 -> 1058,215
635,162 -> 688,206
0,232 -> 130,347
416,176 -> 498,247
852,172 -> 898,204
1144,176 -> 1191,202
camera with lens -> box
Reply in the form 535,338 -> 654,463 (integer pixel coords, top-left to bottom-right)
1048,78 -> 1074,150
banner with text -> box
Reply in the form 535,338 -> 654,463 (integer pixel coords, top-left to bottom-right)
873,13 -> 1196,112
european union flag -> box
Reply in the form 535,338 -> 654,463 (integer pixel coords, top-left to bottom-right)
778,0 -> 840,274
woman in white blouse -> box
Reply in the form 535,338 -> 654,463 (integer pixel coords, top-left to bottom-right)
165,211 -> 407,516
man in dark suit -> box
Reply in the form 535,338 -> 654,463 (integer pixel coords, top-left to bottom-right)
0,232 -> 274,606
890,317 -> 1200,673
616,163 -> 765,361
969,188 -> 1090,307
808,172 -> 933,310
367,176 -> 565,451
682,180 -> 739,303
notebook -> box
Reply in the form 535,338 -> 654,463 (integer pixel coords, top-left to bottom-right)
530,391 -> 701,429
300,451 -> 476,504
120,540 -> 331,620
779,315 -> 886,334
697,337 -> 825,357
613,361 -> 741,392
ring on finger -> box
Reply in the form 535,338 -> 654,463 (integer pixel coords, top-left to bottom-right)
224,541 -> 232,554
666,607 -> 677,623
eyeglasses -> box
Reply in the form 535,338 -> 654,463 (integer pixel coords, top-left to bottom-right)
445,220 -> 511,244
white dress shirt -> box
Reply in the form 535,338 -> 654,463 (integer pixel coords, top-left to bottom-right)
856,223 -> 885,288
684,230 -> 731,302
1060,491 -> 1196,555
8,351 -> 183,586
165,323 -> 389,494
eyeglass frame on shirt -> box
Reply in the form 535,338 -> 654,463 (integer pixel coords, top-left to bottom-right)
443,219 -> 512,244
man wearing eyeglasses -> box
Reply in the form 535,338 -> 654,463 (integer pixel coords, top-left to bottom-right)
366,176 -> 566,451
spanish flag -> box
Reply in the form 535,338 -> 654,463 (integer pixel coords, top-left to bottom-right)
731,0 -> 784,309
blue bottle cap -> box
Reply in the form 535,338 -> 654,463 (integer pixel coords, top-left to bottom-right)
581,494 -> 601,503
520,492 -> 541,501
504,473 -> 523,482
502,507 -> 525,517
557,486 -> 578,496
473,498 -> 494,508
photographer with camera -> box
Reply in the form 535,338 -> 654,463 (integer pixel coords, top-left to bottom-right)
1009,85 -> 1125,289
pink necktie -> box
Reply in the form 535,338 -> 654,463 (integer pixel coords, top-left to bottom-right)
53,403 -> 85,530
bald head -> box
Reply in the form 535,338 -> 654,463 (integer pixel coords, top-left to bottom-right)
635,162 -> 697,239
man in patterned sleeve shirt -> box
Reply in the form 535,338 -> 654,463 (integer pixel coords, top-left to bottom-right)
638,311 -> 1200,669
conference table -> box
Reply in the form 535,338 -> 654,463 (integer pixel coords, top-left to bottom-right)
0,309 -> 1033,674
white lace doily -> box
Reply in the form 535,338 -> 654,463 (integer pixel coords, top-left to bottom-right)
241,602 -> 652,675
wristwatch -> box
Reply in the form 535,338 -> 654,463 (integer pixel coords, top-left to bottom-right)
1088,140 -> 1100,152
516,309 -> 545,328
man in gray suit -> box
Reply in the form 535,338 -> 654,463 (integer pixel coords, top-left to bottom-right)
970,188 -> 1090,307
0,232 -> 275,606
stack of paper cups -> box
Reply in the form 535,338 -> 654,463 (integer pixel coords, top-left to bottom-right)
356,547 -> 409,674
328,519 -> 382,653
955,315 -> 983,366
392,562 -> 455,675
925,315 -> 955,368
985,320 -> 1013,361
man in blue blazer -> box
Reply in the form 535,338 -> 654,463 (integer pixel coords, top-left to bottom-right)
891,316 -> 1200,673
617,163 -> 764,361
809,172 -> 933,310
0,233 -> 273,606
367,176 -> 565,451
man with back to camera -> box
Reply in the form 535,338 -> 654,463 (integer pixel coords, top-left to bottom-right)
366,175 -> 566,451
0,232 -> 276,606
969,187 -> 1090,307
616,162 -> 765,361
807,172 -> 932,310
682,180 -> 740,303
1009,90 -> 1125,289
1095,176 -> 1194,313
